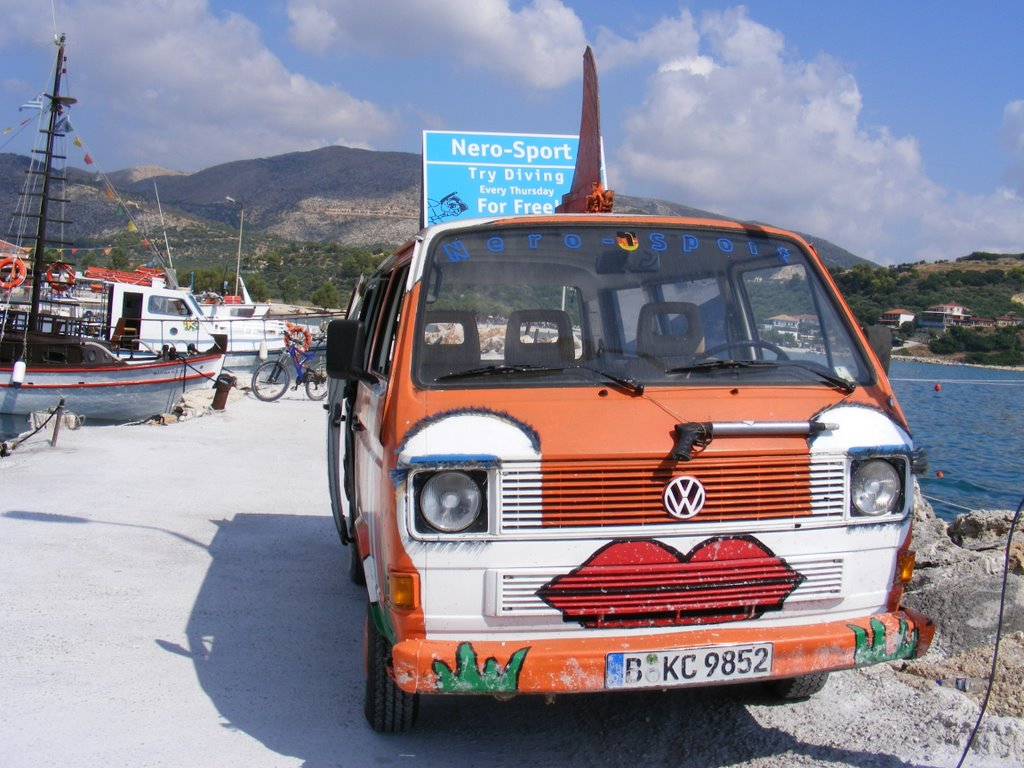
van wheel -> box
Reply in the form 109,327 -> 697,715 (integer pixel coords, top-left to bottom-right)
365,606 -> 418,732
766,671 -> 830,700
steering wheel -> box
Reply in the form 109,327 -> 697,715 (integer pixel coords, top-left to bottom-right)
699,339 -> 790,361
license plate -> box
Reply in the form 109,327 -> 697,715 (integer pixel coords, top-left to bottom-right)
606,643 -> 773,689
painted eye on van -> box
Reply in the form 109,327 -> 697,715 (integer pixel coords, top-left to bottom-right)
850,459 -> 903,517
417,471 -> 486,533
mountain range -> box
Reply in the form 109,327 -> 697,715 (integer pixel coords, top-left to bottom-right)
1,145 -> 868,269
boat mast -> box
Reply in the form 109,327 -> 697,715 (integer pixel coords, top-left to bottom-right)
26,33 -> 76,333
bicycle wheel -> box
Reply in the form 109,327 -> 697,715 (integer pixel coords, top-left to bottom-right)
303,356 -> 328,400
251,360 -> 290,402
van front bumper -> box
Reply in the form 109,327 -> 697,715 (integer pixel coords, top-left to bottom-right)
390,607 -> 933,695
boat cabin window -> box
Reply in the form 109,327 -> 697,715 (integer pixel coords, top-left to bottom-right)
413,223 -> 874,389
148,296 -> 192,317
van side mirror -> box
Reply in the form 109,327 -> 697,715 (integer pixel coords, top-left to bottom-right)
864,325 -> 892,374
326,319 -> 366,380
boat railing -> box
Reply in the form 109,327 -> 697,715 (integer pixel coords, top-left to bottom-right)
1,306 -> 104,340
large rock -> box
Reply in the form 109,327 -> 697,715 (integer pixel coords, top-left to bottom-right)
900,484 -> 1024,716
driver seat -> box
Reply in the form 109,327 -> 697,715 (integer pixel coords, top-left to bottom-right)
636,302 -> 704,368
505,309 -> 575,367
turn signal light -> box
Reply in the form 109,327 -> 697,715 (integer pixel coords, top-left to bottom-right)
389,571 -> 420,611
897,550 -> 916,584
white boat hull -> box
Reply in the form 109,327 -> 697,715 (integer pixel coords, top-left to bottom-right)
0,351 -> 224,421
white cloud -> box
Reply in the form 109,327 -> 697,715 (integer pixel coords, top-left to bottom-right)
286,0 -> 587,89
596,12 -> 702,70
0,0 -> 396,171
659,56 -> 715,77
605,7 -> 1024,264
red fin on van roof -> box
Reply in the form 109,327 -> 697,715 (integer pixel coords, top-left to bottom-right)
556,46 -> 614,214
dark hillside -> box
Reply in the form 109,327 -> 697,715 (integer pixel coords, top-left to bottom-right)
125,146 -> 422,246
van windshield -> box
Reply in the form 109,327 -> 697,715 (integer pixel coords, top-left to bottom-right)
414,223 -> 873,390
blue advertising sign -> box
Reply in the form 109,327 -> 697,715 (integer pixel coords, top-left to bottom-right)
422,131 -> 580,226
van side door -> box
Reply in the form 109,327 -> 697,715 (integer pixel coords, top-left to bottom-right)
349,263 -> 410,595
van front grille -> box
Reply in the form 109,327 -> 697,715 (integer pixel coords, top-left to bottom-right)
499,454 -> 846,531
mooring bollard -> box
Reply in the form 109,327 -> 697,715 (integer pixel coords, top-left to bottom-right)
50,397 -> 66,447
212,373 -> 237,410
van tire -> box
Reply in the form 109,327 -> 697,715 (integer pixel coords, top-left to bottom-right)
365,606 -> 418,732
766,671 -> 830,700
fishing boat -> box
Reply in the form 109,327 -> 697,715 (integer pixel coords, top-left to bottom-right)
5,257 -> 288,373
0,34 -> 224,422
66,266 -> 288,371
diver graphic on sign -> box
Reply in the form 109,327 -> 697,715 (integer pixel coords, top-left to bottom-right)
428,192 -> 469,224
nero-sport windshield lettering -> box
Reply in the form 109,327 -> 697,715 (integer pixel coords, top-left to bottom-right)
413,225 -> 872,388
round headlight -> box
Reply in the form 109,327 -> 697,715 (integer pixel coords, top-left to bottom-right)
851,460 -> 901,516
419,472 -> 483,532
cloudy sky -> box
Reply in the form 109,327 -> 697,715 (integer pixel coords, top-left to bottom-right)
1,0 -> 1023,265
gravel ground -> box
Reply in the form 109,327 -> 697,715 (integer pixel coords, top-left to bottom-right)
1,389 -> 1021,767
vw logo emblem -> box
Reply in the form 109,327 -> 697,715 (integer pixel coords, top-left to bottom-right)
663,476 -> 706,519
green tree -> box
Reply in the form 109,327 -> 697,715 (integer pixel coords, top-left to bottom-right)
245,273 -> 270,302
191,268 -> 230,294
109,247 -> 130,270
280,275 -> 301,303
309,281 -> 342,310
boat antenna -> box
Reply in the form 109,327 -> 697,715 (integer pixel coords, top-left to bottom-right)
556,46 -> 613,214
27,33 -> 76,334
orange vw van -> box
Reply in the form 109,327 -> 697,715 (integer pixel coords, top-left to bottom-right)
325,214 -> 933,731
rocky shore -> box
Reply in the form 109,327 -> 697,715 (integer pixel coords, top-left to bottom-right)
901,487 -> 1024,722
891,344 -> 1024,373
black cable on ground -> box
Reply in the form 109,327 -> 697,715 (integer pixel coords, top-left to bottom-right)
0,402 -> 60,457
955,495 -> 1024,768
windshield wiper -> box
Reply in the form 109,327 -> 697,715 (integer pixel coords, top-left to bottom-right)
435,363 -> 562,381
435,363 -> 645,394
666,359 -> 770,374
573,365 -> 645,395
784,363 -> 857,394
667,359 -> 856,394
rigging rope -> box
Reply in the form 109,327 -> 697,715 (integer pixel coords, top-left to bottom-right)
920,493 -> 976,514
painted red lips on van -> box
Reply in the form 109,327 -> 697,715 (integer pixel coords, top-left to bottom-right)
536,537 -> 806,628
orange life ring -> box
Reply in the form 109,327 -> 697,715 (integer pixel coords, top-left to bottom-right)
0,255 -> 28,290
284,322 -> 312,352
45,261 -> 76,292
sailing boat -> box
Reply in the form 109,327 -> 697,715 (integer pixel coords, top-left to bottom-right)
0,34 -> 225,422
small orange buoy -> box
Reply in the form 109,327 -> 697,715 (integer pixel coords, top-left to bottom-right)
936,470 -> 944,478
934,383 -> 942,392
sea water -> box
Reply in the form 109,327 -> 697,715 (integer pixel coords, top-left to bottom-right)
890,360 -> 1024,521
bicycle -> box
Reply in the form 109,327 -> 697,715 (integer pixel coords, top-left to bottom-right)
251,330 -> 328,402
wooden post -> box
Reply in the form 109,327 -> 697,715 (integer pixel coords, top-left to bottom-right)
50,397 -> 65,447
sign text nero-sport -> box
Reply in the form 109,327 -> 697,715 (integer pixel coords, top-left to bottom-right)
449,137 -> 575,164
